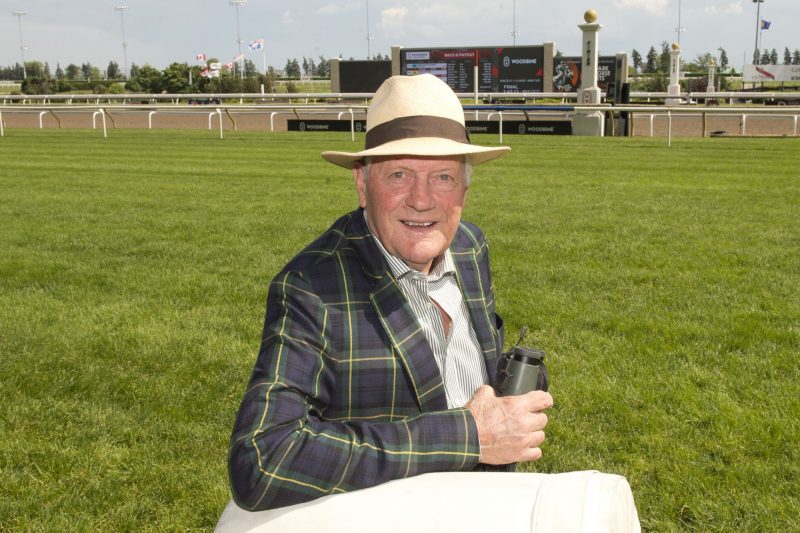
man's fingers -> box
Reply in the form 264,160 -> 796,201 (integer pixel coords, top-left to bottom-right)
529,430 -> 546,448
529,412 -> 548,432
525,447 -> 543,462
521,390 -> 553,412
474,384 -> 496,398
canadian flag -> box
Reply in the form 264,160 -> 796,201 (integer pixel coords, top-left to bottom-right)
196,53 -> 207,62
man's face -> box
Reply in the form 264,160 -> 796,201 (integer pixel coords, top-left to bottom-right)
354,155 -> 468,274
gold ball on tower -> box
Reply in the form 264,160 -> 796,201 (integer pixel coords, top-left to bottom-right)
671,42 -> 680,51
584,9 -> 598,23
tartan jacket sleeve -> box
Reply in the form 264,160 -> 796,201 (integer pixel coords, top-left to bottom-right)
228,209 -> 503,511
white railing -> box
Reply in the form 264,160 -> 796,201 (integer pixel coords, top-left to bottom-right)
3,90 -> 800,106
2,103 -> 799,142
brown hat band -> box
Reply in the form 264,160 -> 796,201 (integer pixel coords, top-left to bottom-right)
365,115 -> 471,150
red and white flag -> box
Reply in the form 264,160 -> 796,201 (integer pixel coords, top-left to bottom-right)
233,54 -> 245,63
196,52 -> 207,62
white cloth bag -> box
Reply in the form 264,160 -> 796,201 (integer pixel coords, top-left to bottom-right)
215,470 -> 641,533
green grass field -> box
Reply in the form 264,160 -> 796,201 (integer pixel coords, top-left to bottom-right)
1,129 -> 798,531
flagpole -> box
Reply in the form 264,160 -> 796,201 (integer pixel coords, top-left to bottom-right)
262,45 -> 267,78
753,0 -> 762,64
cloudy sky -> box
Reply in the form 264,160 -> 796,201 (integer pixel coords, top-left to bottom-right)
1,0 -> 796,74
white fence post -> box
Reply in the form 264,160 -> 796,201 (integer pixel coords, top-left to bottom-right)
349,108 -> 355,142
100,109 -> 107,138
668,111 -> 673,147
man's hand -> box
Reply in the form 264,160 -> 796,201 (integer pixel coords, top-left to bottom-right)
465,385 -> 553,465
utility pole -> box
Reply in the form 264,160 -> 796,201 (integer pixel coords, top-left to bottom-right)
753,0 -> 764,64
511,0 -> 520,45
365,0 -> 373,59
230,0 -> 246,78
114,5 -> 129,79
13,10 -> 28,80
674,0 -> 685,45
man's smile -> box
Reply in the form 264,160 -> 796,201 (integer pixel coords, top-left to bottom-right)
402,220 -> 435,228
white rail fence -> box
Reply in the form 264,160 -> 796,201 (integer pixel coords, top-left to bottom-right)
1,103 -> 799,143
2,91 -> 800,106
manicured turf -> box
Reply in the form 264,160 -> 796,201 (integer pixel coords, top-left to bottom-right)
1,129 -> 798,530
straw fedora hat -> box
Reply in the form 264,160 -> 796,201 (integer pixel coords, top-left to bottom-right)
321,74 -> 510,168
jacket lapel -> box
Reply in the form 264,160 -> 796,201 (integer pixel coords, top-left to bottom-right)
451,225 -> 501,386
348,210 -> 448,412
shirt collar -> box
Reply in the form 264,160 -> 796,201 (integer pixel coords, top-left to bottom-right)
364,210 -> 455,281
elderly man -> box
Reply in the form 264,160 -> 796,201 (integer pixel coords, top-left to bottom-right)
228,73 -> 553,512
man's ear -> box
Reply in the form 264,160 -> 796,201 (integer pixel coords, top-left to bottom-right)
353,163 -> 367,209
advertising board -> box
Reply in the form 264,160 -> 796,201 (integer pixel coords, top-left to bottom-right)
743,64 -> 800,82
400,46 -> 545,92
287,120 -> 367,133
552,56 -> 617,92
339,61 -> 392,92
466,120 -> 571,135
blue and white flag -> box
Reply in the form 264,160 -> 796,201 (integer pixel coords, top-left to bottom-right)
248,39 -> 264,51
760,19 -> 771,30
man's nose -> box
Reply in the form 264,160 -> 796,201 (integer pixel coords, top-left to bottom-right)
405,176 -> 436,210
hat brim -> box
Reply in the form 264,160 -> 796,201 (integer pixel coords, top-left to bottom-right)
321,137 -> 510,169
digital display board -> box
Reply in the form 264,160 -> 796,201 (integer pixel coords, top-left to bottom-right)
552,56 -> 617,92
400,46 -> 545,92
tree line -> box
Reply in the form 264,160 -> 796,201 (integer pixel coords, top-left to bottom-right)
625,42 -> 800,92
282,53 -> 389,78
630,44 -> 800,75
1,53 -> 393,95
1,46 -> 796,95
0,53 -> 352,94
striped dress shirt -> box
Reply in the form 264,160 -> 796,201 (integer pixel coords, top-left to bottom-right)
370,230 -> 489,408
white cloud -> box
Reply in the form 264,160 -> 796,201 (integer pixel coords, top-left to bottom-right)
612,0 -> 669,16
379,7 -> 409,34
317,2 -> 361,15
378,2 -> 497,40
705,2 -> 743,16
724,2 -> 743,15
281,11 -> 296,24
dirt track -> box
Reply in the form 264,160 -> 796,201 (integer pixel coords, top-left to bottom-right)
2,106 -> 798,138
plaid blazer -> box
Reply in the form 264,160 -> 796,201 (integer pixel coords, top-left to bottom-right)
229,208 -> 504,511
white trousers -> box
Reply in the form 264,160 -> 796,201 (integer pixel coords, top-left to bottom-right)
215,471 -> 641,533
